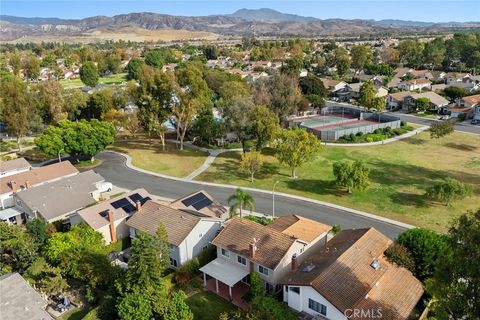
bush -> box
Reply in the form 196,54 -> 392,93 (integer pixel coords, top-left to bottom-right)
332,225 -> 342,234
176,257 -> 200,278
401,120 -> 407,127
373,128 -> 382,134
383,126 -> 392,133
245,215 -> 275,226
457,113 -> 467,121
356,131 -> 364,137
385,243 -> 415,273
189,278 -> 202,289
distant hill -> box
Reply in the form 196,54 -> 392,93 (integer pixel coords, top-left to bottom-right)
1,9 -> 479,42
230,8 -> 317,22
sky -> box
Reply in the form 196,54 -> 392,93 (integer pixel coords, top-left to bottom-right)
1,0 -> 479,23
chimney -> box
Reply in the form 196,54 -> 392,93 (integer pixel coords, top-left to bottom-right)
9,180 -> 17,192
25,180 -> 31,189
135,200 -> 141,212
107,210 -> 117,243
291,254 -> 298,272
249,240 -> 256,259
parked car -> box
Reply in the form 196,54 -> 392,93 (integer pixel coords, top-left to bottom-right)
471,119 -> 480,125
440,115 -> 450,120
97,181 -> 113,192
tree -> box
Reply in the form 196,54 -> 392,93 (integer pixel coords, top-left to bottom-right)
249,272 -> 264,298
190,109 -> 224,146
155,222 -> 170,272
163,291 -> 194,320
425,178 -> 472,206
63,89 -> 88,120
427,210 -> 480,319
429,121 -> 454,139
102,108 -> 125,131
251,105 -> 279,151
249,296 -> 297,320
227,188 -> 254,218
359,80 -> 376,110
299,73 -> 328,97
275,128 -> 320,178
385,243 -> 415,273
24,257 -> 68,296
350,45 -> 372,73
37,80 -> 67,123
80,61 -> 99,87
398,40 -> 424,68
117,292 -> 153,320
144,49 -> 164,68
123,113 -> 141,137
240,151 -> 264,182
0,222 -> 38,274
85,87 -> 115,119
0,74 -> 39,151
23,54 -> 40,81
397,228 -> 447,279
26,218 -> 49,250
415,97 -> 431,112
334,47 -> 351,76
333,160 -> 370,193
126,57 -> 144,80
423,38 -> 446,69
173,62 -> 212,150
223,97 -> 254,153
203,45 -> 219,60
443,86 -> 468,100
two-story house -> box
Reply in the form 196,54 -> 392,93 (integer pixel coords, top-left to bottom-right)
403,91 -> 449,113
321,79 -> 348,94
398,78 -> 432,91
282,228 -> 423,320
0,158 -> 31,178
450,93 -> 480,120
200,216 -> 331,304
126,200 -> 222,268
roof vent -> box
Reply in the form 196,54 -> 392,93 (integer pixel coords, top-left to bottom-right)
371,259 -> 381,270
302,264 -> 316,273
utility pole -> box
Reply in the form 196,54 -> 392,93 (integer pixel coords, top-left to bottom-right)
272,180 -> 280,218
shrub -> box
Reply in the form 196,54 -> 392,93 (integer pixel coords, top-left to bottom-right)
189,278 -> 202,289
457,113 -> 467,121
401,120 -> 407,127
384,126 -> 392,133
374,128 -> 382,134
176,257 -> 200,277
356,131 -> 364,137
349,133 -> 357,141
245,215 -> 275,226
332,225 -> 342,234
385,243 -> 415,273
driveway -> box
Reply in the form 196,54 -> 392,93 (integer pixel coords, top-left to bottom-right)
92,152 -> 408,239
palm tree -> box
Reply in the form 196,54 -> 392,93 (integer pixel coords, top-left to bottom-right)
227,188 -> 254,218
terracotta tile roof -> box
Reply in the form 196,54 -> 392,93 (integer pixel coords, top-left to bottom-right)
0,158 -> 31,175
462,94 -> 480,106
403,78 -> 431,85
211,217 -> 297,270
169,190 -> 228,219
0,161 -> 78,194
282,228 -> 423,320
78,188 -> 151,230
126,200 -> 203,246
268,215 -> 331,243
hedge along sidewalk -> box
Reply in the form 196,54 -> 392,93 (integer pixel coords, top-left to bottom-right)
323,126 -> 429,147
106,150 -> 415,230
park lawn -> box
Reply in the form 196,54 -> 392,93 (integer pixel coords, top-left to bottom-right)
196,131 -> 480,232
109,140 -> 209,178
60,73 -> 127,88
186,291 -> 237,320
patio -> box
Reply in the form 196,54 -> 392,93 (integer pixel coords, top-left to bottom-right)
205,277 -> 249,310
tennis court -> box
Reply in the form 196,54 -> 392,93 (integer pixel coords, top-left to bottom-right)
300,114 -> 357,129
312,119 -> 379,131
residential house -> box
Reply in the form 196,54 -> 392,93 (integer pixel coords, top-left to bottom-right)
449,93 -> 480,119
404,91 -> 449,113
407,69 -> 433,80
336,83 -> 362,101
398,78 -> 432,91
14,170 -> 104,223
321,79 -> 348,94
445,73 -> 470,85
0,161 -> 79,222
200,216 -> 331,303
0,273 -> 53,320
169,190 -> 228,220
386,91 -> 411,110
75,188 -> 152,244
282,228 -> 423,320
0,158 -> 31,178
126,200 -> 222,268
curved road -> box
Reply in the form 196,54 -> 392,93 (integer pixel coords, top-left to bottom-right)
93,152 -> 407,239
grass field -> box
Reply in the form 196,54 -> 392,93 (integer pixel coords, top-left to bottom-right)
59,74 -> 127,88
109,140 -> 209,178
196,131 -> 480,232
186,291 -> 237,320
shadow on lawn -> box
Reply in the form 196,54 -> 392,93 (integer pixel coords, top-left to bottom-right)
390,192 -> 428,208
285,179 -> 343,196
402,137 -> 427,145
444,142 -> 478,152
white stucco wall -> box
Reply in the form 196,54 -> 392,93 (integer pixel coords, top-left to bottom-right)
177,219 -> 221,265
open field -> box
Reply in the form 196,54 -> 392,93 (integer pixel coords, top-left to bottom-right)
59,74 -> 127,88
109,140 -> 209,178
196,131 -> 480,232
186,291 -> 237,320
6,27 -> 219,44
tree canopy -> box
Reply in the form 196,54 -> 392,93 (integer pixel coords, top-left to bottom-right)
80,61 -> 99,87
333,160 -> 370,193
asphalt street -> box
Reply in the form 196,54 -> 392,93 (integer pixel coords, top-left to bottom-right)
385,112 -> 480,134
92,152 -> 407,239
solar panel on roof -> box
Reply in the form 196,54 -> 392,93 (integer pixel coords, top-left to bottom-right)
99,210 -> 109,218
128,193 -> 143,203
140,197 -> 151,205
181,192 -> 206,206
192,198 -> 213,210
122,203 -> 136,213
111,198 -> 130,209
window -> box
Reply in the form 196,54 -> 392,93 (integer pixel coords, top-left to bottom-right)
221,248 -> 230,258
265,282 -> 274,293
169,244 -> 176,252
290,286 -> 300,294
237,255 -> 247,265
308,299 -> 327,316
170,258 -> 178,267
258,265 -> 269,276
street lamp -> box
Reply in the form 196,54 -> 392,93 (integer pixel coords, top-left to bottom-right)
58,149 -> 64,163
272,180 -> 281,218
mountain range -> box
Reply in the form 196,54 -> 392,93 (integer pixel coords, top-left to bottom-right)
1,8 -> 479,42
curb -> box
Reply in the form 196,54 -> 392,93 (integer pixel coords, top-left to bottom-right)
104,150 -> 415,230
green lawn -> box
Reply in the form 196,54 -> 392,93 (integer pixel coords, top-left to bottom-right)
196,131 -> 480,232
58,307 -> 91,320
186,291 -> 237,320
109,140 -> 209,178
60,74 -> 127,88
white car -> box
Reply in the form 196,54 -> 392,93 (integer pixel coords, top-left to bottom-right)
97,181 -> 113,193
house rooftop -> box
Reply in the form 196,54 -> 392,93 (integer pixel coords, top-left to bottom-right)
410,91 -> 449,106
388,91 -> 411,101
282,228 -> 423,320
169,190 -> 227,219
126,200 -> 213,246
403,78 -> 431,85
0,273 -> 52,320
15,170 -> 103,221
0,158 -> 31,175
78,188 -> 151,230
461,94 -> 480,106
0,161 -> 78,194
268,215 -> 331,243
